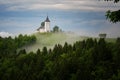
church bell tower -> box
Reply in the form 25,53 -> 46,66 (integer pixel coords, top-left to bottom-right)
44,16 -> 50,32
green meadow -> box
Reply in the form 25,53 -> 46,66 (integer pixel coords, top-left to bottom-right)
22,32 -> 88,52
21,32 -> 116,53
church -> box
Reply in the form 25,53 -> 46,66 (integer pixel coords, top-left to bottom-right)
37,16 -> 50,33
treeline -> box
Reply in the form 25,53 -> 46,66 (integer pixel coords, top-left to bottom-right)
0,38 -> 120,80
15,34 -> 36,48
0,34 -> 36,57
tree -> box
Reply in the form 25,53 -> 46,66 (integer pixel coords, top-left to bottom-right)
104,0 -> 119,3
103,0 -> 120,23
18,49 -> 26,55
41,22 -> 44,27
42,47 -> 48,55
36,49 -> 41,55
53,26 -> 59,32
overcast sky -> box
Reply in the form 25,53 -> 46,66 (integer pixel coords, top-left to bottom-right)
0,0 -> 120,37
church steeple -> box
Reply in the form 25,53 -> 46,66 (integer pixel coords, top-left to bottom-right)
37,16 -> 50,32
45,16 -> 50,22
44,16 -> 50,32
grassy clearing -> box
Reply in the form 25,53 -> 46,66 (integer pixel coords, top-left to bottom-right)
105,38 -> 116,43
93,37 -> 116,43
22,32 -> 86,52
22,32 -> 116,53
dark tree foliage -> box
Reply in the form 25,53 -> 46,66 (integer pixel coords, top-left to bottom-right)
15,34 -> 36,48
0,37 -> 120,80
36,49 -> 41,55
53,26 -> 59,32
103,0 -> 120,23
42,47 -> 48,55
106,10 -> 120,23
0,34 -> 36,57
104,0 -> 119,3
41,22 -> 45,27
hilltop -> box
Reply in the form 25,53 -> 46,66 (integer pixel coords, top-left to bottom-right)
22,32 -> 88,52
21,32 -> 117,53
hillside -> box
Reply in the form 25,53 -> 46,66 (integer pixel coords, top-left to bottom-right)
21,32 -> 117,53
22,32 -> 88,52
0,32 -> 119,80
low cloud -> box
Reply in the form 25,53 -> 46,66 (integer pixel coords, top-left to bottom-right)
0,31 -> 13,38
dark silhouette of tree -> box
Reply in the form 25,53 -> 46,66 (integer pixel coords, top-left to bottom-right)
18,49 -> 27,55
42,47 -> 48,55
53,26 -> 59,32
36,49 -> 41,55
41,22 -> 45,26
103,0 -> 120,23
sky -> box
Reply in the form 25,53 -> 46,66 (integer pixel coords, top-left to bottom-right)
0,0 -> 120,38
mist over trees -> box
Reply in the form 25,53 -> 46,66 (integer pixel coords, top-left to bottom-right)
0,34 -> 36,57
0,35 -> 120,80
0,0 -> 120,79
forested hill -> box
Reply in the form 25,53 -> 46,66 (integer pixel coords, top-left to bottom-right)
0,34 -> 120,80
0,34 -> 36,57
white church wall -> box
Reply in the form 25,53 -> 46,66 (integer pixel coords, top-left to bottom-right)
39,29 -> 46,33
37,16 -> 50,33
45,22 -> 50,32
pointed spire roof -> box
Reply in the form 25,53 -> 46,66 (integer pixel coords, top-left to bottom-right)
45,16 -> 50,22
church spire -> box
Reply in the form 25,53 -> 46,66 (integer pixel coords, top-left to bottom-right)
45,16 -> 50,22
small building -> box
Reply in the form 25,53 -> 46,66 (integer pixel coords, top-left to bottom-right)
99,33 -> 107,38
37,16 -> 50,33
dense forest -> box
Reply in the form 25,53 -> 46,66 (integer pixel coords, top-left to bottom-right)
0,35 -> 120,80
0,34 -> 36,57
